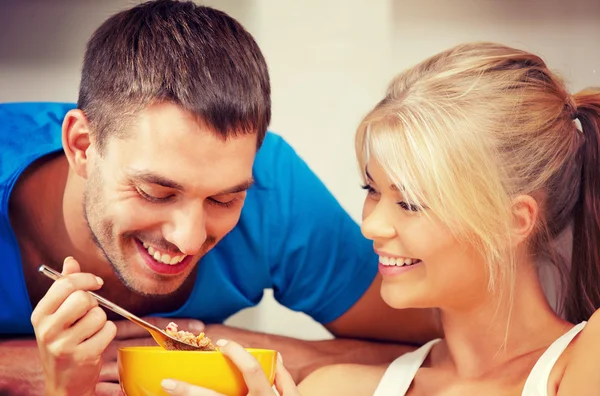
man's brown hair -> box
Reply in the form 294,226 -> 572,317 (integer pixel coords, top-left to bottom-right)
78,0 -> 271,152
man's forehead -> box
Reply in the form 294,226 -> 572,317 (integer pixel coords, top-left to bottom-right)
103,104 -> 258,194
132,103 -> 259,142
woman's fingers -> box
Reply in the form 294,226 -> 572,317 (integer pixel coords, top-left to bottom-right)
161,379 -> 225,396
274,355 -> 300,396
216,339 -> 274,396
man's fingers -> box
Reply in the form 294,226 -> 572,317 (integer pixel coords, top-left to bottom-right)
51,289 -> 99,329
113,317 -> 204,340
78,320 -> 117,357
112,318 -> 149,340
216,340 -> 273,395
53,305 -> 110,350
31,273 -> 104,329
95,381 -> 125,396
161,379 -> 224,396
61,256 -> 82,276
99,361 -> 119,382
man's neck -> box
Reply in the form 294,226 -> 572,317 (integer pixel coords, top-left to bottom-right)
9,153 -> 71,308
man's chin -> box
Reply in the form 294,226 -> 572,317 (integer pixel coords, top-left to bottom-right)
121,278 -> 184,298
113,266 -> 187,298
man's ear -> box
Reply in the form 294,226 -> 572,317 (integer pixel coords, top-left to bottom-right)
62,109 -> 94,179
511,195 -> 539,246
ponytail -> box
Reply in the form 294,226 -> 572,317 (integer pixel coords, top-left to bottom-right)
566,88 -> 600,323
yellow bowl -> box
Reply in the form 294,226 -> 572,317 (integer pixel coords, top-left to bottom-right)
118,346 -> 277,396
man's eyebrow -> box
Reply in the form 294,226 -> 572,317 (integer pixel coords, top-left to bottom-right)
215,178 -> 255,195
128,170 -> 184,191
128,170 -> 254,195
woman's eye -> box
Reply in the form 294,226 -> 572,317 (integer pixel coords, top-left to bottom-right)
361,184 -> 379,197
398,201 -> 421,212
362,184 -> 422,212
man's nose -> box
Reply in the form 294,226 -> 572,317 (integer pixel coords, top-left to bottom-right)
164,204 -> 208,256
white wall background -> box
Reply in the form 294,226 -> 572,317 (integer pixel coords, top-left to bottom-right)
1,0 -> 599,340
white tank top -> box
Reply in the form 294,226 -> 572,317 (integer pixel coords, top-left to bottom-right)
373,322 -> 587,396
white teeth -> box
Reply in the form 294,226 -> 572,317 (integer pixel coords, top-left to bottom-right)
156,253 -> 185,265
141,241 -> 187,265
168,255 -> 185,265
379,256 -> 420,267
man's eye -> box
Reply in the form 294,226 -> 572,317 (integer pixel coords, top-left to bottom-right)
136,187 -> 173,203
208,197 -> 238,208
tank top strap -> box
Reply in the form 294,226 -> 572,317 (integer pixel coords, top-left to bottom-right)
521,321 -> 587,396
373,338 -> 441,396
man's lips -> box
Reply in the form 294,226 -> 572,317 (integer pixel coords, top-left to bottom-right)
135,239 -> 193,275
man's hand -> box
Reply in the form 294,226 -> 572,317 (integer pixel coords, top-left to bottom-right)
0,316 -> 204,396
30,257 -> 117,396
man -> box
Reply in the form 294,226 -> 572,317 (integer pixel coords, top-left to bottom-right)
0,1 -> 438,394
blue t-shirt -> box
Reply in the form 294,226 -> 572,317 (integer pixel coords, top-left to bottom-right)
0,102 -> 377,334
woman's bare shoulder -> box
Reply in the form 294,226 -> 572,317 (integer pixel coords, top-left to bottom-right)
298,363 -> 388,396
556,309 -> 600,395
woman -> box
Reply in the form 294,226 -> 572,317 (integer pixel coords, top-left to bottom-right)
299,42 -> 600,395
31,42 -> 600,395
235,41 -> 600,396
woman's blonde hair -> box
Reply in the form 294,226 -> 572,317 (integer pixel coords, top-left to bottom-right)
356,42 -> 600,323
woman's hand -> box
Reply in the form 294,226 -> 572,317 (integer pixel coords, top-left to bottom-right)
161,340 -> 300,396
30,257 -> 117,396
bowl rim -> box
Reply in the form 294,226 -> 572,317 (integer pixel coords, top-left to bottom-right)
117,346 -> 277,354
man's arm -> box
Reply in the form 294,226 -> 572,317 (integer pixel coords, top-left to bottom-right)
0,338 -> 45,396
202,323 -> 415,383
325,273 -> 442,344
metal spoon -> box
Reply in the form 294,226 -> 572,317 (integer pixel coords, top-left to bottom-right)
38,264 -> 211,352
